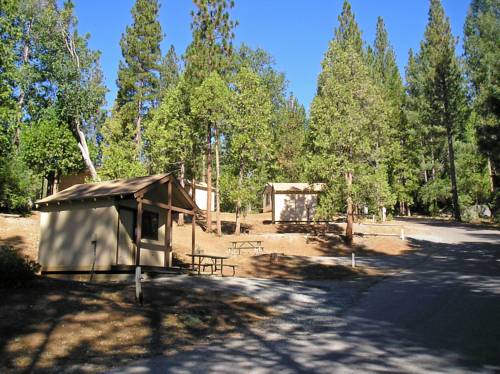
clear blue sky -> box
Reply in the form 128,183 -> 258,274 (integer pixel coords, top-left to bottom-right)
73,0 -> 471,111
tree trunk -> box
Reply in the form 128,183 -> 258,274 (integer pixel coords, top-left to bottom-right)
13,19 -> 33,146
135,100 -> 142,157
206,122 -> 212,233
487,157 -> 495,193
178,162 -> 185,226
215,126 -> 222,236
446,125 -> 461,221
61,25 -> 99,181
234,164 -> 243,236
345,171 -> 353,246
75,119 -> 99,181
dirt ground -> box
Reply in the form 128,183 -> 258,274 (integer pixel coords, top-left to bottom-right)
0,211 -> 420,280
0,277 -> 274,373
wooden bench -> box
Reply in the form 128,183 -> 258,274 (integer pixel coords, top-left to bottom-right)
221,264 -> 237,277
228,240 -> 264,255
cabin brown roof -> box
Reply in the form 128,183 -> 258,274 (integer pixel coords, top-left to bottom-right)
265,182 -> 325,193
36,173 -> 198,210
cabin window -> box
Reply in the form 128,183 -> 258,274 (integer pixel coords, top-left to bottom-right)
142,211 -> 159,240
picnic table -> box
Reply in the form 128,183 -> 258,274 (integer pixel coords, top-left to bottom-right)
228,240 -> 264,255
185,253 -> 236,276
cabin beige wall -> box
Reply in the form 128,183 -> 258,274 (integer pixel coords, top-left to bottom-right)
117,198 -> 167,267
274,193 -> 318,222
38,201 -> 118,271
39,197 -> 170,271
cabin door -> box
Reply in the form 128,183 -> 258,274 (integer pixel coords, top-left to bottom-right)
117,207 -> 136,265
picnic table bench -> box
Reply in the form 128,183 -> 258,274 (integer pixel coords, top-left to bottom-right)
186,253 -> 237,276
228,240 -> 264,255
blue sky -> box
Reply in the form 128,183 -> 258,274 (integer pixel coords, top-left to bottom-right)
73,0 -> 471,110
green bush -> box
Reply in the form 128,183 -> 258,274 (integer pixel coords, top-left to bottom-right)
0,154 -> 39,214
0,245 -> 40,287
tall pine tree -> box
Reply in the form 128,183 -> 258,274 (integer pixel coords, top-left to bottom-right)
184,0 -> 237,233
114,0 -> 163,158
308,0 -> 389,244
464,0 -> 499,196
419,0 -> 468,221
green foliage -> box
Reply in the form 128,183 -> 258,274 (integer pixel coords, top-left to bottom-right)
115,0 -> 163,157
0,154 -> 38,213
145,77 -> 194,174
308,2 -> 390,219
0,245 -> 40,287
184,0 -> 237,84
20,110 -> 83,177
225,67 -> 273,210
455,115 -> 491,207
99,111 -> 146,180
464,0 -> 499,192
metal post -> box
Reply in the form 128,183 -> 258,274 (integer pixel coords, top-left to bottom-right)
400,228 -> 405,241
351,252 -> 356,268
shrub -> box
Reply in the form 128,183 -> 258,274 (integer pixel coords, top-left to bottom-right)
0,245 -> 40,287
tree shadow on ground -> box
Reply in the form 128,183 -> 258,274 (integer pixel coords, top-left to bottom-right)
113,234 -> 500,373
0,277 -> 274,373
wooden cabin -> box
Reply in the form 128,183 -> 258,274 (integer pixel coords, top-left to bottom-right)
263,183 -> 325,223
36,173 -> 198,273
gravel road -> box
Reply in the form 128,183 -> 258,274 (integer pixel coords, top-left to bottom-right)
108,219 -> 500,374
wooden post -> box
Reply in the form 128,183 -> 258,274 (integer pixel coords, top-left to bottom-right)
135,199 -> 143,266
165,180 -> 173,267
271,186 -> 275,224
135,266 -> 143,305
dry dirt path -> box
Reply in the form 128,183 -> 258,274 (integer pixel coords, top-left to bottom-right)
109,220 -> 500,373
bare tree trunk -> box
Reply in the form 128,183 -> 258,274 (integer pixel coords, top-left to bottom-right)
234,164 -> 243,236
75,119 -> 99,181
13,19 -> 33,146
345,171 -> 353,246
61,23 -> 99,181
206,123 -> 212,233
178,162 -> 185,226
487,157 -> 495,193
215,126 -> 222,236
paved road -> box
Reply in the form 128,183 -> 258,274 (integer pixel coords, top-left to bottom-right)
108,220 -> 500,373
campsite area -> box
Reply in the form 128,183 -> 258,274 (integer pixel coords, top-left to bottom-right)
0,211 -> 412,372
1,212 -> 500,373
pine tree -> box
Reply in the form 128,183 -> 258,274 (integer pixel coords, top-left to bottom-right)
308,0 -> 389,244
115,0 -> 163,157
419,0 -> 468,221
227,67 -> 272,235
159,45 -> 180,103
184,0 -> 237,233
191,72 -> 231,235
371,17 -> 417,216
464,0 -> 499,194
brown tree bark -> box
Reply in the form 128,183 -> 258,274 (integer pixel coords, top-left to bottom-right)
234,163 -> 243,236
345,171 -> 353,246
178,162 -> 185,226
215,126 -> 222,236
205,122 -> 213,233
